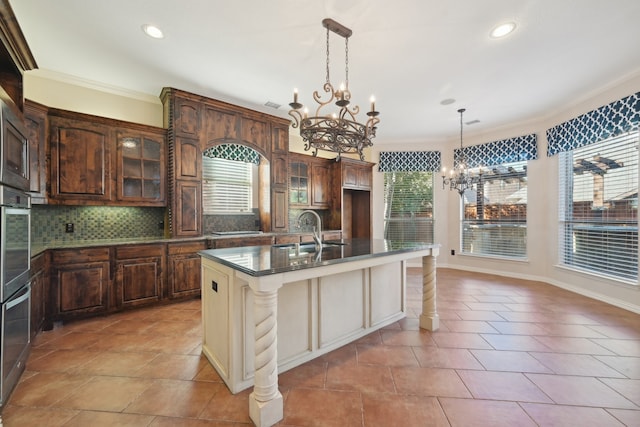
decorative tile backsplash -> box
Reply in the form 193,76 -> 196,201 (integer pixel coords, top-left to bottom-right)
202,209 -> 260,234
31,205 -> 166,244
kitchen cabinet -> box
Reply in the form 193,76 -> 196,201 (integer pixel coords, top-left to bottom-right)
289,153 -> 332,209
49,113 -> 113,204
48,108 -> 167,206
114,244 -> 165,309
51,247 -> 111,321
161,87 -> 290,236
270,124 -> 289,232
30,251 -> 49,337
327,158 -> 375,238
338,157 -> 373,190
24,100 -> 48,204
167,241 -> 206,299
116,129 -> 166,205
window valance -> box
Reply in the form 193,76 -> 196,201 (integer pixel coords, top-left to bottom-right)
203,143 -> 261,165
378,151 -> 441,172
546,92 -> 640,157
454,134 -> 538,168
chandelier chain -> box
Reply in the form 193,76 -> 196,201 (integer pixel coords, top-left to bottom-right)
325,26 -> 330,85
345,37 -> 349,89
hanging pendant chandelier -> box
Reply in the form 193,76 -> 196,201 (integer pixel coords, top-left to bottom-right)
442,108 -> 482,196
289,18 -> 380,161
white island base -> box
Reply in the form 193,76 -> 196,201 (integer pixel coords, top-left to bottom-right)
201,246 -> 439,427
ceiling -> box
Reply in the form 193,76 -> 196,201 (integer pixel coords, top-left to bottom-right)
9,0 -> 640,143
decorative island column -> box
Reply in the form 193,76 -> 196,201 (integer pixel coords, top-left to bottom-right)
247,276 -> 284,427
419,251 -> 440,331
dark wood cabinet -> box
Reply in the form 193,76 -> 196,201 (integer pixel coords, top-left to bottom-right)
290,153 -> 332,209
116,129 -> 166,205
30,251 -> 49,337
270,125 -> 290,231
167,241 -> 206,299
114,244 -> 164,309
48,109 -> 166,206
49,114 -> 113,204
51,247 -> 111,321
339,157 -> 372,190
311,161 -> 331,208
328,158 -> 374,238
24,100 -> 48,203
161,87 -> 290,236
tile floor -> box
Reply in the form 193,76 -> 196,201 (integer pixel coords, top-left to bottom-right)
2,268 -> 639,426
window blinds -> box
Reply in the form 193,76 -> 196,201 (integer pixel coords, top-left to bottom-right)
202,157 -> 252,214
383,171 -> 434,243
558,131 -> 638,282
461,161 -> 528,259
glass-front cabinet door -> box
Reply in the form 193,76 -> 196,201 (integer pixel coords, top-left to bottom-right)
289,160 -> 309,206
117,130 -> 166,205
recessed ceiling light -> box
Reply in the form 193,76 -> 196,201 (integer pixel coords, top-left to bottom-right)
142,24 -> 164,39
490,22 -> 516,38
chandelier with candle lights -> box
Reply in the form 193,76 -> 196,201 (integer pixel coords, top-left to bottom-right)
289,18 -> 380,161
442,108 -> 482,196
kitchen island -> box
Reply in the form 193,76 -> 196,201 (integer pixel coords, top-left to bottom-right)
199,238 -> 440,427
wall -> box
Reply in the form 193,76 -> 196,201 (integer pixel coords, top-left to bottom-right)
373,71 -> 640,314
24,70 -> 163,127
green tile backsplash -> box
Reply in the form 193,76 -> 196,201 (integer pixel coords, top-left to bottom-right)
31,205 -> 166,244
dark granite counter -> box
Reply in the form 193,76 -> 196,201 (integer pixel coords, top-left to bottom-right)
29,230 -> 342,258
199,238 -> 439,277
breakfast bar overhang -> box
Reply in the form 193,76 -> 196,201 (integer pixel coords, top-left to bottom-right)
199,238 -> 440,427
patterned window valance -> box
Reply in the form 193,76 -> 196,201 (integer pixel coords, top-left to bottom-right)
378,151 -> 441,172
546,92 -> 640,157
202,143 -> 261,165
454,134 -> 538,168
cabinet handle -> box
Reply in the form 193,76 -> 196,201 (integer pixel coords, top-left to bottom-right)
211,280 -> 218,292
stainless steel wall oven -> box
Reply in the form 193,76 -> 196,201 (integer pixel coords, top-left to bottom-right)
0,184 -> 31,409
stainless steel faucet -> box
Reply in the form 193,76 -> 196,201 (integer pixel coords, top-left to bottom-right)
296,210 -> 322,250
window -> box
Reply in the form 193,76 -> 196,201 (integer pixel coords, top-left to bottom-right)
202,157 -> 253,214
558,131 -> 638,282
461,161 -> 528,258
383,171 -> 434,243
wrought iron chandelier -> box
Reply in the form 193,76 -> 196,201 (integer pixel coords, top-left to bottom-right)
442,108 -> 482,196
289,18 -> 380,161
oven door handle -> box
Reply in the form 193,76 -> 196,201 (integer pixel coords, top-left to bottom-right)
6,284 -> 30,309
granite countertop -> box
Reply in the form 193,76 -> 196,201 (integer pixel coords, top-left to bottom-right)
199,238 -> 439,277
29,230 -> 341,258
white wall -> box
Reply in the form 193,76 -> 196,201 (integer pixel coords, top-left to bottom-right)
373,71 -> 640,314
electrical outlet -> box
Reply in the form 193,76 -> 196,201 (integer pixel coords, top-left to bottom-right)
451,249 -> 455,256
65,223 -> 74,233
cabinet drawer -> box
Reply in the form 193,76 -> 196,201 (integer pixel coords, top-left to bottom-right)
52,247 -> 110,264
167,241 -> 206,255
116,244 -> 164,259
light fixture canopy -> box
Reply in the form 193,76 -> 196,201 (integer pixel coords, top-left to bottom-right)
288,18 -> 380,161
442,108 -> 482,196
